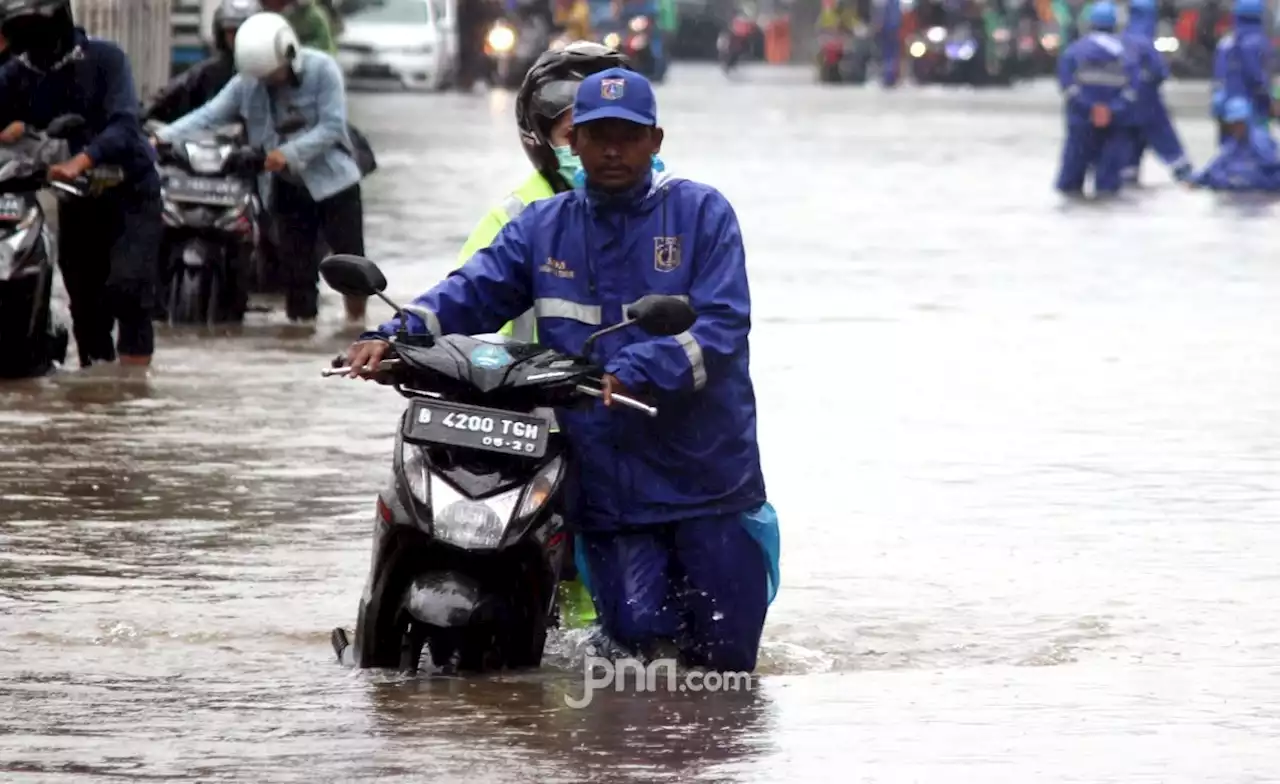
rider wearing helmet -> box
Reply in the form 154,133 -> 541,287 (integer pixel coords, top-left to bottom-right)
453,41 -> 630,628
145,0 -> 262,124
156,11 -> 368,324
0,0 -> 163,368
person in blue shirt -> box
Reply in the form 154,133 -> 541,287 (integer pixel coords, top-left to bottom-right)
155,11 -> 368,326
1189,95 -> 1280,191
0,0 -> 162,368
1054,1 -> 1139,197
875,0 -> 903,87
343,67 -> 780,673
1211,0 -> 1272,139
1120,0 -> 1191,185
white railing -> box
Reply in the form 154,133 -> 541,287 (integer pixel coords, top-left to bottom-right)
72,0 -> 173,100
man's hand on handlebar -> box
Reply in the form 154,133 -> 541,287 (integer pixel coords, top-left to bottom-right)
345,339 -> 393,379
601,374 -> 633,407
49,153 -> 92,183
0,121 -> 25,144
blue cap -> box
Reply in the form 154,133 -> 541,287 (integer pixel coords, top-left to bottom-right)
1223,96 -> 1252,122
1235,0 -> 1263,18
1089,1 -> 1117,28
573,67 -> 657,127
1129,0 -> 1155,12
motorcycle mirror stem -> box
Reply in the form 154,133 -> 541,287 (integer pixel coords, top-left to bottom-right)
579,318 -> 634,360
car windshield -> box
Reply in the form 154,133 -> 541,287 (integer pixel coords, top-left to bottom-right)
350,0 -> 429,23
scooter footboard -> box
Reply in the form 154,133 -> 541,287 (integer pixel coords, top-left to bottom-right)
402,571 -> 496,628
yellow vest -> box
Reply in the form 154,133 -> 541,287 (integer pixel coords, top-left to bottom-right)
456,171 -> 558,343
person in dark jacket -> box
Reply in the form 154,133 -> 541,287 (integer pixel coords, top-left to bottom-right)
144,0 -> 261,124
0,0 -> 162,368
342,68 -> 780,673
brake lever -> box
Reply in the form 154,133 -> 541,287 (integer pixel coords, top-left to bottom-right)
575,383 -> 658,418
321,358 -> 403,377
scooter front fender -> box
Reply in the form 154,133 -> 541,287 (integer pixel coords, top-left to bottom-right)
402,571 -> 496,628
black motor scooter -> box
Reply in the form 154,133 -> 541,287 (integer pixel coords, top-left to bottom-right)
320,254 -> 694,672
0,115 -> 113,379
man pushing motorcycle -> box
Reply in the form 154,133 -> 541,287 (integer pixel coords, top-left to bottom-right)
343,68 -> 780,673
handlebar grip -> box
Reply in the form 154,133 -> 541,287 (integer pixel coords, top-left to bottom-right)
574,384 -> 658,417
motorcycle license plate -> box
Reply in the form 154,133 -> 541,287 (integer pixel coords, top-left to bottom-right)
166,175 -> 243,206
0,194 -> 25,220
404,399 -> 549,458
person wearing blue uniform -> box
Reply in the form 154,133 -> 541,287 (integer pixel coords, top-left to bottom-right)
1121,0 -> 1191,184
875,0 -> 902,87
1211,0 -> 1272,137
0,0 -> 162,368
1054,1 -> 1139,197
1190,96 -> 1280,191
343,67 -> 780,673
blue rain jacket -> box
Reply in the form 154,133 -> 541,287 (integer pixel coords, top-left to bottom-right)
1192,127 -> 1280,190
1212,19 -> 1273,120
372,172 -> 768,531
875,0 -> 902,31
0,29 -> 159,197
1058,32 -> 1140,127
1122,7 -> 1168,124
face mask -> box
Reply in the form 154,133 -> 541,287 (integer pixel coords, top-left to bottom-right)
553,145 -> 583,188
556,148 -> 668,189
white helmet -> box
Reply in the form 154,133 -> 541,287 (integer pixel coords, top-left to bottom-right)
234,12 -> 299,79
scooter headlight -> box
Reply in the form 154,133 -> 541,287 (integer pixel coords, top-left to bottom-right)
604,32 -> 622,48
629,16 -> 649,32
992,27 -> 1010,43
487,23 -> 516,53
926,26 -> 947,43
1041,32 -> 1060,50
429,476 -> 521,550
184,142 -> 230,175
1155,36 -> 1178,53
0,207 -> 42,280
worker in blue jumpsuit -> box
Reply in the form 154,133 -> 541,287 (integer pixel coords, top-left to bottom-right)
343,68 -> 780,673
874,0 -> 902,87
1054,1 -> 1139,197
1121,0 -> 1191,185
1190,96 -> 1280,191
1211,0 -> 1273,140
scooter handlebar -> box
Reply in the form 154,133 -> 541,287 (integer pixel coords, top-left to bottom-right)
319,361 -> 659,416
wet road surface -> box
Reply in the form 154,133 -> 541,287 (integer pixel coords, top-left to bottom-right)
4,65 -> 1280,781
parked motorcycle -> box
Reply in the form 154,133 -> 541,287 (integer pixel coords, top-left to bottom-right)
148,122 -> 265,327
0,115 -> 108,380
601,13 -> 669,82
319,253 -> 695,672
485,15 -> 551,89
816,23 -> 873,84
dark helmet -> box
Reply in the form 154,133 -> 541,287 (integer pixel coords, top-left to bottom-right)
212,0 -> 262,53
0,0 -> 74,65
515,41 -> 630,190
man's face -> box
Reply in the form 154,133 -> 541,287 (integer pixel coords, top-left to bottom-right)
1227,120 -> 1248,140
570,119 -> 663,191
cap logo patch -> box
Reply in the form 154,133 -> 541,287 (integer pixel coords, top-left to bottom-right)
600,78 -> 626,100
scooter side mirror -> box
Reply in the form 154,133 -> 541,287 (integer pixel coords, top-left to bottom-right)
44,114 -> 86,138
320,254 -> 387,297
625,295 -> 696,336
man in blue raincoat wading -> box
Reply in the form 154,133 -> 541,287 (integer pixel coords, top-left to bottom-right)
1121,0 -> 1192,185
875,0 -> 902,87
1211,0 -> 1273,139
1054,1 -> 1139,197
343,67 -> 780,673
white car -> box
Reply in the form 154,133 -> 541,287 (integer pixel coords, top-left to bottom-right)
336,0 -> 459,91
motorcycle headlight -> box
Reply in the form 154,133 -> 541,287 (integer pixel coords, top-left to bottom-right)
1155,36 -> 1178,53
487,24 -> 516,52
430,475 -> 521,550
629,16 -> 649,32
604,32 -> 622,49
910,40 -> 927,57
1041,32 -> 1060,50
184,142 -> 230,175
992,27 -> 1010,43
927,26 -> 947,43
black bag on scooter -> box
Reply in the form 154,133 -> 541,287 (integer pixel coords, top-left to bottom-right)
347,122 -> 377,177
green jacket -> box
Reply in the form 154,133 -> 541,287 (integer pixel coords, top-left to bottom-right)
286,0 -> 337,54
457,171 -> 557,341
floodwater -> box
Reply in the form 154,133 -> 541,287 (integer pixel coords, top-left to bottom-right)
5,65 -> 1280,782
